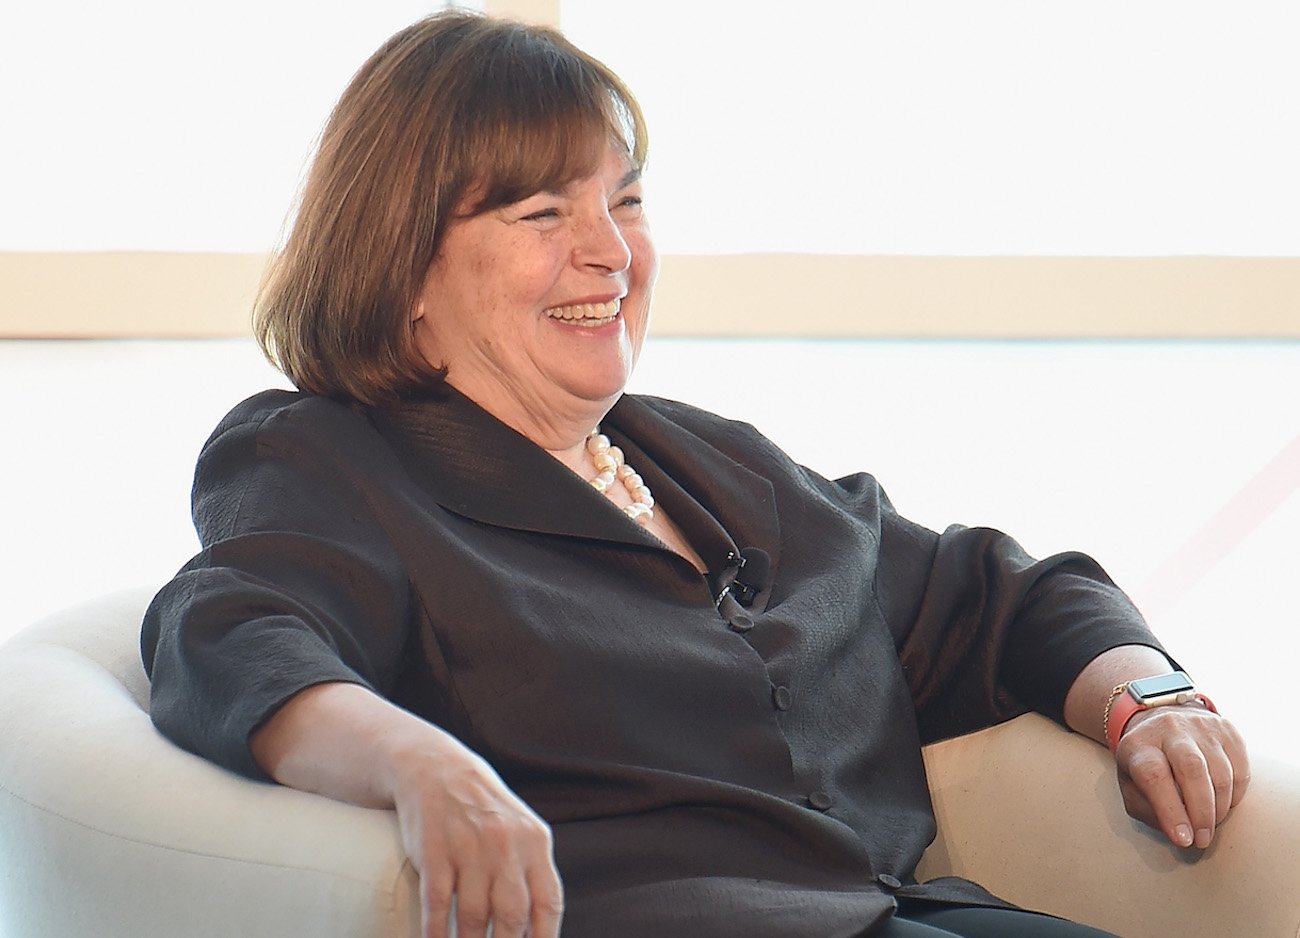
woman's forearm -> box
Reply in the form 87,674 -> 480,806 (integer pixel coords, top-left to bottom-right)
249,680 -> 448,809
1061,644 -> 1174,745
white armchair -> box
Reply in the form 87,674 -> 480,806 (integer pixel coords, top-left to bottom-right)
2,588 -> 1297,937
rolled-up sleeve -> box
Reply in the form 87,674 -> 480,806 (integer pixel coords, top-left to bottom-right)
849,475 -> 1165,744
140,392 -> 412,780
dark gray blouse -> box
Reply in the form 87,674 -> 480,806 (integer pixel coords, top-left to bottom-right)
142,386 -> 1162,938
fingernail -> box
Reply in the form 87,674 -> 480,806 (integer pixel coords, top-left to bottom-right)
1195,827 -> 1213,848
1174,824 -> 1193,847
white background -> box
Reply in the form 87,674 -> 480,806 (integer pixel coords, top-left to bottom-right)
3,0 -> 1298,255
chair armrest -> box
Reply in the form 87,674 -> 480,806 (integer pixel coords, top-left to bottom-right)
918,712 -> 1300,938
0,589 -> 420,938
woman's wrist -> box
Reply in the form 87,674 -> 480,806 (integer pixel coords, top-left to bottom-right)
1062,645 -> 1176,745
380,720 -> 482,804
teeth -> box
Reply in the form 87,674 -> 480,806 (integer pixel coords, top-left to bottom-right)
544,299 -> 621,325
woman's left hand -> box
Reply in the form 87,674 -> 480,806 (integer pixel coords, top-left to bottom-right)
1062,645 -> 1251,850
1113,703 -> 1250,849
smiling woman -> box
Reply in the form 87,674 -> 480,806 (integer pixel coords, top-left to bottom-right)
135,10 -> 1252,938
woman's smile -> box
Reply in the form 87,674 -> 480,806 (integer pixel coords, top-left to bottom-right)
543,297 -> 622,327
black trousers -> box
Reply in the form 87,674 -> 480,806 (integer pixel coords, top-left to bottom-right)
872,901 -> 1124,938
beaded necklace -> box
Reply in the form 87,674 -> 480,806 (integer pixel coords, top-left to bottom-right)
585,429 -> 655,525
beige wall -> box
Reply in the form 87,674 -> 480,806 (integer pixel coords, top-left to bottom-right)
483,0 -> 560,24
3,251 -> 1297,339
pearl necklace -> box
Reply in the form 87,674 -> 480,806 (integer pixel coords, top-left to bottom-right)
586,429 -> 655,525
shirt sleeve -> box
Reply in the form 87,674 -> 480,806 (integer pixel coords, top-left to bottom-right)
140,392 -> 413,780
843,473 -> 1168,744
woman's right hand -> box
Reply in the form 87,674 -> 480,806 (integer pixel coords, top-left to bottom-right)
388,729 -> 565,938
250,682 -> 562,938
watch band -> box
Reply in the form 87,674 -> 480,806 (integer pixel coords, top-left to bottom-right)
1105,685 -> 1217,753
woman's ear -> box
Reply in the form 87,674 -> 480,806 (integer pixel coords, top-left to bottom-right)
411,293 -> 428,328
411,264 -> 435,326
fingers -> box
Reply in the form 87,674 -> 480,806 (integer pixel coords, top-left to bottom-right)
1203,745 -> 1236,825
447,804 -> 560,938
412,816 -> 560,938
452,862 -> 537,938
1115,707 -> 1247,850
1170,735 -> 1218,846
420,863 -> 456,938
527,855 -> 566,938
392,749 -> 562,938
1119,742 -> 1197,846
487,870 -> 535,938
1221,718 -> 1252,808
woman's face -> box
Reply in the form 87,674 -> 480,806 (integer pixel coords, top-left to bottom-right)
412,145 -> 658,441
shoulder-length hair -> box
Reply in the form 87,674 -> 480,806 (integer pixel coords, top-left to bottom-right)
254,11 -> 648,405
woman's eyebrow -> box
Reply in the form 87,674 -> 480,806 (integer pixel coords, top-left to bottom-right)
535,166 -> 642,198
543,167 -> 642,198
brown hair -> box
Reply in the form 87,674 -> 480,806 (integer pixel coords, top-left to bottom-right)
254,11 -> 648,405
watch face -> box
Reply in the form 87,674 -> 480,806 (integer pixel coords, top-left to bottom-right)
1128,671 -> 1194,702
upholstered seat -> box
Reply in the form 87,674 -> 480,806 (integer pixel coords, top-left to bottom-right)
2,588 -> 1297,937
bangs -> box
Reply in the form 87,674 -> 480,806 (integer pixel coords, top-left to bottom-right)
453,28 -> 647,215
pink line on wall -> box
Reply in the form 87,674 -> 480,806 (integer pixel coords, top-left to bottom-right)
1135,432 -> 1300,619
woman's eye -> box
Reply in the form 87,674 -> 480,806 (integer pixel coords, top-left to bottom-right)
615,195 -> 643,213
521,207 -> 560,222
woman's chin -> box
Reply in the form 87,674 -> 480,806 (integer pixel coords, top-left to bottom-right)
576,380 -> 630,407
558,371 -> 632,409
548,353 -> 636,406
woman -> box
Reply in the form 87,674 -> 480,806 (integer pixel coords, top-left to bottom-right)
141,12 -> 1248,938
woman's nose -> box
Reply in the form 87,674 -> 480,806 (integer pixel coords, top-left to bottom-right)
574,211 -> 632,273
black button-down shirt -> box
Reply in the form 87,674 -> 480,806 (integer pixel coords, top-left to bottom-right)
143,387 -> 1163,937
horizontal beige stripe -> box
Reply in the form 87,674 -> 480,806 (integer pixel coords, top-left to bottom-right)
1,252 -> 1297,339
482,0 -> 560,25
1,252 -> 267,339
656,255 -> 1300,338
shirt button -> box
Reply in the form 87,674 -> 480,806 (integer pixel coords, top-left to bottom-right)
728,613 -> 755,633
772,686 -> 793,710
876,873 -> 902,891
807,790 -> 833,811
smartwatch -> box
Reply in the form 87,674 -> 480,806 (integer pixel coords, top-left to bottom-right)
1105,671 -> 1217,753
